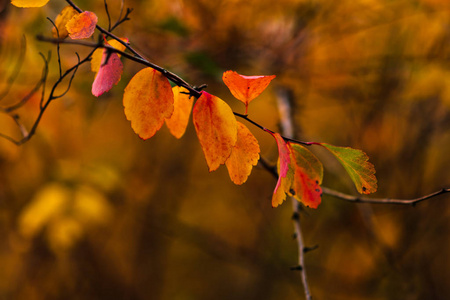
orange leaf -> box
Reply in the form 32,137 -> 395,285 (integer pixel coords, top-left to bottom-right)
223,70 -> 275,114
66,11 -> 98,40
52,6 -> 79,39
289,143 -> 323,209
165,86 -> 194,139
193,92 -> 237,172
271,132 -> 292,207
91,38 -> 128,73
91,49 -> 123,97
225,122 -> 260,185
123,68 -> 174,140
11,0 -> 49,7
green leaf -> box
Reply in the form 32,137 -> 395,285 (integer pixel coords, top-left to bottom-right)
320,143 -> 377,194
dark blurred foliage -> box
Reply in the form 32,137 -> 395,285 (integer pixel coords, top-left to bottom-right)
0,0 -> 449,299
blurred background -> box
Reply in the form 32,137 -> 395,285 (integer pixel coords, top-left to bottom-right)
1,0 -> 450,299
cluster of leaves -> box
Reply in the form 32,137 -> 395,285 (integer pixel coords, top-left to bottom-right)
11,0 -> 378,209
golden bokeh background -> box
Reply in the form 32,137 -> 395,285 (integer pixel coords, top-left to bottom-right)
1,0 -> 449,299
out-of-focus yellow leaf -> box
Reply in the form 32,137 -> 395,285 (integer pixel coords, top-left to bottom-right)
73,185 -> 113,226
52,6 -> 79,39
165,86 -> 194,139
46,217 -> 83,252
18,183 -> 70,239
11,0 -> 49,7
66,11 -> 98,40
225,122 -> 260,185
123,68 -> 174,140
193,92 -> 237,172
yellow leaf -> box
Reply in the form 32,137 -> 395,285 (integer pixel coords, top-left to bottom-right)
225,122 -> 260,185
193,92 -> 237,172
91,38 -> 128,73
52,6 -> 79,39
11,0 -> 49,7
18,183 -> 70,239
165,86 -> 194,139
123,68 -> 174,140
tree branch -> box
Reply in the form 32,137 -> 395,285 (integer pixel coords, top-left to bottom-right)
276,87 -> 313,300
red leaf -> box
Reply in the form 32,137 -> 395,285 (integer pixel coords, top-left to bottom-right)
270,132 -> 292,207
91,49 -> 123,97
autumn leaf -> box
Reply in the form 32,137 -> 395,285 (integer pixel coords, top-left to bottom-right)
66,11 -> 98,40
225,122 -> 260,185
91,38 -> 128,73
271,132 -> 292,207
11,0 -> 49,7
193,92 -> 237,172
52,6 -> 79,39
123,68 -> 174,140
320,143 -> 377,194
223,70 -> 275,114
289,143 -> 323,209
91,49 -> 123,97
165,86 -> 194,139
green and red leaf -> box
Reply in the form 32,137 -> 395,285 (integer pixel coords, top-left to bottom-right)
123,68 -> 174,140
319,143 -> 377,194
193,92 -> 237,172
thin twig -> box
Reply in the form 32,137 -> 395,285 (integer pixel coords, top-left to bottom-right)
46,17 -> 62,77
259,157 -> 450,206
104,0 -> 111,31
322,187 -> 450,206
276,87 -> 313,300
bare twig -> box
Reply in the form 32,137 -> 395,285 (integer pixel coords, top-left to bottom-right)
276,87 -> 313,300
322,186 -> 450,206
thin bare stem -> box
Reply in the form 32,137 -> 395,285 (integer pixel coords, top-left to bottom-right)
276,87 -> 313,300
322,187 -> 450,206
46,17 -> 62,77
104,0 -> 112,31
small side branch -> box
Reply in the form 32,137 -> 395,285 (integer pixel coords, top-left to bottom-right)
322,187 -> 450,206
